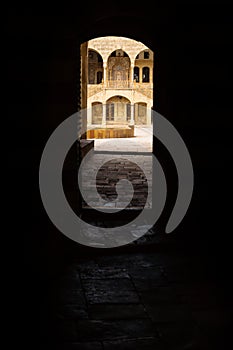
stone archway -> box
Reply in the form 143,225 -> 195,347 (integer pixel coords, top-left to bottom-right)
107,50 -> 131,88
106,96 -> 131,125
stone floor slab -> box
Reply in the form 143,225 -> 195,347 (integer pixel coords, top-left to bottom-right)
103,337 -> 163,350
88,304 -> 147,320
82,278 -> 139,304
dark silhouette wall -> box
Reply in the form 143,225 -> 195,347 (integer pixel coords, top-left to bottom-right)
6,4 -> 232,347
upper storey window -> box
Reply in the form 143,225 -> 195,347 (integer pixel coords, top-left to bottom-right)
144,51 -> 150,59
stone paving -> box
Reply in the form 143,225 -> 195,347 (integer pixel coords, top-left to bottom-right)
79,142 -> 154,246
40,247 -> 232,350
80,153 -> 152,210
90,126 -> 153,153
81,126 -> 153,213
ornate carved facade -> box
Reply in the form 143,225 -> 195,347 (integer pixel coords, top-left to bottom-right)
86,36 -> 153,128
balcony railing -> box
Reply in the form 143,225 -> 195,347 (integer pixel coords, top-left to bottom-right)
87,81 -> 153,98
106,80 -> 133,89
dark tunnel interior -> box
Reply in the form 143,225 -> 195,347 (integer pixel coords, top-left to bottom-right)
6,3 -> 233,349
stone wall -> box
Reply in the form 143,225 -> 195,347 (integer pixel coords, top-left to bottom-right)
88,36 -> 153,64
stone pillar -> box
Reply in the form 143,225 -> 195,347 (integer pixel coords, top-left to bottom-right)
130,104 -> 134,125
150,66 -> 153,84
130,64 -> 134,84
102,103 -> 106,126
140,66 -> 143,83
103,62 -> 107,85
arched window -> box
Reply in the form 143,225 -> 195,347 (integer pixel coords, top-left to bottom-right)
92,102 -> 103,124
127,103 -> 131,121
88,49 -> 103,84
96,71 -> 103,84
134,67 -> 139,82
142,67 -> 150,82
107,50 -> 130,87
106,103 -> 114,121
144,51 -> 150,59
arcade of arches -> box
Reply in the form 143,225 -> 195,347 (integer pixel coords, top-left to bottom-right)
82,36 -> 154,133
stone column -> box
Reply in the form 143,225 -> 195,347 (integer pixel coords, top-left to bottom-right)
102,103 -> 106,126
150,65 -> 153,84
130,104 -> 134,125
103,62 -> 107,85
139,66 -> 143,83
130,64 -> 134,85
